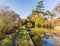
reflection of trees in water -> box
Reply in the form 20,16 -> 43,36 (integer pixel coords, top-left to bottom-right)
51,36 -> 60,46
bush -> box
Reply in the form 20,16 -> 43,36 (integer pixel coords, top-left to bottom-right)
36,24 -> 41,28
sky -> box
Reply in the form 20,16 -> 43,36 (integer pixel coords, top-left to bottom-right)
0,0 -> 60,18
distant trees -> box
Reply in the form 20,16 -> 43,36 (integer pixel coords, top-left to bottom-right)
0,6 -> 22,39
27,0 -> 55,28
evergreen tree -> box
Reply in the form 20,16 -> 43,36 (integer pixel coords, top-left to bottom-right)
36,0 -> 44,13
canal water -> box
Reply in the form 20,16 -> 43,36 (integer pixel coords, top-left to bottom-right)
44,38 -> 54,46
43,36 -> 60,46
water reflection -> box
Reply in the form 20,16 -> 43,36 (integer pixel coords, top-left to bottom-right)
51,36 -> 60,46
43,38 -> 54,46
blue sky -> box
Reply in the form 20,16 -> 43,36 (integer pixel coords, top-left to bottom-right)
0,0 -> 60,18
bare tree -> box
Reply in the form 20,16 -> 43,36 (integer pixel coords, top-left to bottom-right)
53,3 -> 60,17
0,6 -> 21,39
